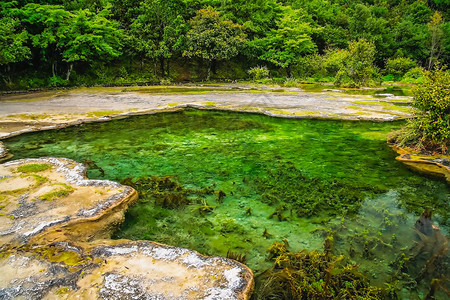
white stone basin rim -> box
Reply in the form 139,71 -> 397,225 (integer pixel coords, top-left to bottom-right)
1,157 -> 135,242
92,240 -> 253,300
3,157 -> 123,188
0,142 -> 7,159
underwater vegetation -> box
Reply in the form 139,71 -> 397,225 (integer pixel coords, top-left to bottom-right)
121,175 -> 214,209
256,239 -> 385,300
256,162 -> 387,217
257,207 -> 450,300
3,109 -> 449,298
396,209 -> 449,298
313,199 -> 450,299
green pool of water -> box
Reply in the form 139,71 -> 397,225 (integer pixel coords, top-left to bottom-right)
3,109 -> 448,298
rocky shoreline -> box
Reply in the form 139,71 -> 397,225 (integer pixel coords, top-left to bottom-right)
393,147 -> 450,183
0,157 -> 254,299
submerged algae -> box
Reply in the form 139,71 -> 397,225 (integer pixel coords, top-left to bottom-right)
2,109 -> 449,298
257,240 -> 386,299
256,162 -> 386,217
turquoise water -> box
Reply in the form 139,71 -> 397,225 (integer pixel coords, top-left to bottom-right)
3,109 -> 448,298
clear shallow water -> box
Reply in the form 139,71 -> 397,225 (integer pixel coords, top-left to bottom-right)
3,109 -> 448,298
301,84 -> 411,96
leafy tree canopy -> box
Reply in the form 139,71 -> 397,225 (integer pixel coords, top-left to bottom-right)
183,8 -> 246,78
249,7 -> 318,71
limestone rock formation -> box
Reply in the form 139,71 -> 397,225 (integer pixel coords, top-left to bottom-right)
0,142 -> 10,161
393,147 -> 450,183
0,158 -> 254,299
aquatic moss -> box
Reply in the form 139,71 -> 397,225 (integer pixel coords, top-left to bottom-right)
7,113 -> 51,119
38,184 -> 74,201
257,241 -> 386,300
3,109 -> 448,299
17,163 -> 51,173
121,175 -> 214,209
56,287 -> 72,295
217,218 -> 245,234
256,163 -> 386,217
23,174 -> 48,185
86,111 -> 121,117
351,101 -> 412,114
0,244 -> 90,267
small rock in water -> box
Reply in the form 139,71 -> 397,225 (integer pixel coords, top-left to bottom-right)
323,89 -> 343,92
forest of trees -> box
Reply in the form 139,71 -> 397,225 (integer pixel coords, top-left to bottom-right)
0,0 -> 449,89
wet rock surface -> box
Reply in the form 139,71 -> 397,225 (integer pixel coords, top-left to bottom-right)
0,157 -> 137,244
0,241 -> 253,300
0,142 -> 9,161
0,85 -> 412,139
0,158 -> 254,299
394,147 -> 450,183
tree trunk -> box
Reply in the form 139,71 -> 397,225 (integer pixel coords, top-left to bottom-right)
52,61 -> 56,77
428,38 -> 436,70
160,57 -> 165,77
3,65 -> 12,86
166,59 -> 170,77
211,59 -> 217,75
207,60 -> 212,81
66,63 -> 73,81
286,65 -> 292,78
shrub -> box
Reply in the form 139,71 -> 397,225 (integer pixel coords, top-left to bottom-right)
382,74 -> 395,82
48,76 -> 68,87
322,48 -> 348,76
248,66 -> 270,80
294,54 -> 324,78
385,57 -> 416,78
392,66 -> 449,154
334,39 -> 378,87
272,77 -> 286,84
401,67 -> 426,83
284,77 -> 299,87
160,78 -> 172,85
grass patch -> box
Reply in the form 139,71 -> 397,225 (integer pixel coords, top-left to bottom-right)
352,100 -> 377,105
38,183 -> 74,201
349,111 -> 371,115
381,104 -> 412,113
17,164 -> 51,173
21,174 -> 49,186
350,101 -> 412,114
293,111 -> 320,115
86,110 -> 122,117
347,106 -> 363,110
267,109 -> 292,115
7,113 -> 50,120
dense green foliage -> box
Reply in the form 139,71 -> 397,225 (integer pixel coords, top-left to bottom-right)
0,0 -> 449,89
391,65 -> 449,153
